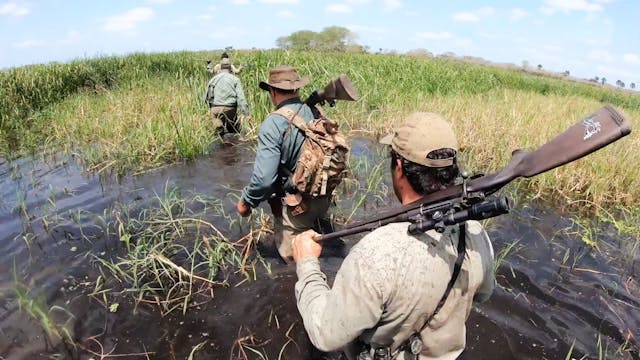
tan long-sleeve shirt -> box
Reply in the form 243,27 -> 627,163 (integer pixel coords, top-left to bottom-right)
295,221 -> 495,360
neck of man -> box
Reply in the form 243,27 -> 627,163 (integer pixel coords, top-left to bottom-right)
274,92 -> 299,107
400,188 -> 423,206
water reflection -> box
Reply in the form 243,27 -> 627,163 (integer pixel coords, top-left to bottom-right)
0,139 -> 638,359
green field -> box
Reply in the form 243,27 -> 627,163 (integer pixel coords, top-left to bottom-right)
1,49 -> 639,236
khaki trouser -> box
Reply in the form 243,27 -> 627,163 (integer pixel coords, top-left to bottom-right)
270,195 -> 332,263
210,105 -> 239,134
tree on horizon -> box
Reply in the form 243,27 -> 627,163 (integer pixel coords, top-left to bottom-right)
276,26 -> 364,52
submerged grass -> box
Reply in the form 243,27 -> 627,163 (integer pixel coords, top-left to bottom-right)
91,184 -> 269,316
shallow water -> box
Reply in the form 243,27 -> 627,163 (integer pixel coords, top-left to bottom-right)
0,139 -> 638,359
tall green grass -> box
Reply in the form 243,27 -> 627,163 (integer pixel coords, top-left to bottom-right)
1,49 -> 639,220
3,50 -> 638,156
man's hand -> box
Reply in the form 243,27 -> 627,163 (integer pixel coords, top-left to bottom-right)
292,230 -> 322,263
236,199 -> 252,217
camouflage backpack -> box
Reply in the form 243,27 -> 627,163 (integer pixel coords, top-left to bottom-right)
275,106 -> 349,198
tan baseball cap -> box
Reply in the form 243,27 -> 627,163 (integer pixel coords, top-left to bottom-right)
380,112 -> 458,167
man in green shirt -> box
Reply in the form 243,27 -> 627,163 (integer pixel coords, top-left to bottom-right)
207,51 -> 243,75
292,113 -> 496,359
204,58 -> 250,135
236,65 -> 334,263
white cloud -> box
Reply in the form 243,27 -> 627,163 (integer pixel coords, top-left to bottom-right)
64,30 -> 81,44
595,65 -> 635,82
12,29 -> 82,49
541,0 -> 604,14
209,26 -> 245,39
416,32 -> 453,40
231,0 -> 250,4
104,7 -> 154,32
453,12 -> 479,22
259,0 -> 299,3
383,0 -> 401,11
510,8 -> 528,21
277,10 -> 294,17
0,2 -> 30,16
587,48 -> 614,63
326,4 -> 352,13
346,0 -> 370,4
453,7 -> 494,22
478,7 -> 495,16
13,39 -> 45,48
347,24 -> 385,34
623,54 -> 640,65
146,0 -> 172,3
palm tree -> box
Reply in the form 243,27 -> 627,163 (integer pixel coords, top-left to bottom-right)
537,64 -> 543,70
631,82 -> 636,90
601,77 -> 606,85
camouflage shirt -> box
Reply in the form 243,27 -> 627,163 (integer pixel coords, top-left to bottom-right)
203,70 -> 249,115
295,221 -> 495,359
240,98 -> 314,208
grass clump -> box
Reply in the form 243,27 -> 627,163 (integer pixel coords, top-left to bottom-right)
92,185 -> 267,316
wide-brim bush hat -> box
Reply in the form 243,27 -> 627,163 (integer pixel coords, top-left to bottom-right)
259,65 -> 310,91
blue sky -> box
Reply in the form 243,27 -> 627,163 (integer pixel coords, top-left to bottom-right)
1,0 -> 638,87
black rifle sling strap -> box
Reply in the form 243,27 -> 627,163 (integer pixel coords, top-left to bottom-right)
404,223 -> 467,359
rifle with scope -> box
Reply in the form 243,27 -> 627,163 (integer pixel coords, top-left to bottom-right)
314,105 -> 632,242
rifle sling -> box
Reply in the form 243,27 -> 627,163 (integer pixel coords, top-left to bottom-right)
401,223 -> 467,357
364,224 -> 467,359
426,222 -> 466,330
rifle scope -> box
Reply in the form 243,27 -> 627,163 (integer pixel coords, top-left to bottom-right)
408,196 -> 510,235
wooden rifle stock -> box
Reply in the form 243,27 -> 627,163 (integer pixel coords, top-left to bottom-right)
315,106 -> 631,242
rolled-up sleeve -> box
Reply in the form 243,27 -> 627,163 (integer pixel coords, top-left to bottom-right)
240,118 -> 282,208
295,252 -> 383,352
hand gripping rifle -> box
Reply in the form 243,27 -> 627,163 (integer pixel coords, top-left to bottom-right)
315,105 -> 632,242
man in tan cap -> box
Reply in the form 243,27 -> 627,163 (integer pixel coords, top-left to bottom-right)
208,51 -> 243,75
236,65 -> 335,263
204,57 -> 250,135
291,113 -> 496,359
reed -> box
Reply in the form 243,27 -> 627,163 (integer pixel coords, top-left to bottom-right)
2,49 -> 639,236
92,185 -> 269,315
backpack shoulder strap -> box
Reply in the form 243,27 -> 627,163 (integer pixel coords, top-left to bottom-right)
273,106 -> 308,131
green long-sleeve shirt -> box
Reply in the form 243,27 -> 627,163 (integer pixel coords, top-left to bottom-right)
240,98 -> 314,208
204,70 -> 249,115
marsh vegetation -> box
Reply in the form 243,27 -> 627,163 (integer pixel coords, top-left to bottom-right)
1,50 -> 639,359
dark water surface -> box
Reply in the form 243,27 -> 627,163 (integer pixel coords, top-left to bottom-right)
1,139 -> 639,360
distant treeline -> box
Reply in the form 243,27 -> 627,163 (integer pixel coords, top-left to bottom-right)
1,49 -> 639,156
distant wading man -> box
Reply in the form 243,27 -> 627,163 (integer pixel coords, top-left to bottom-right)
236,65 -> 334,263
207,51 -> 243,75
291,113 -> 496,359
204,58 -> 250,136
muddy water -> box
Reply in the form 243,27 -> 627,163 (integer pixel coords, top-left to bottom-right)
1,139 -> 639,360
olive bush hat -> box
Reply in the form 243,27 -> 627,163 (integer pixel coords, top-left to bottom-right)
380,112 -> 458,167
259,65 -> 310,91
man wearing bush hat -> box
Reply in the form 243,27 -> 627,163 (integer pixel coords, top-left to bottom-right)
204,57 -> 250,136
236,65 -> 335,263
291,112 -> 496,359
